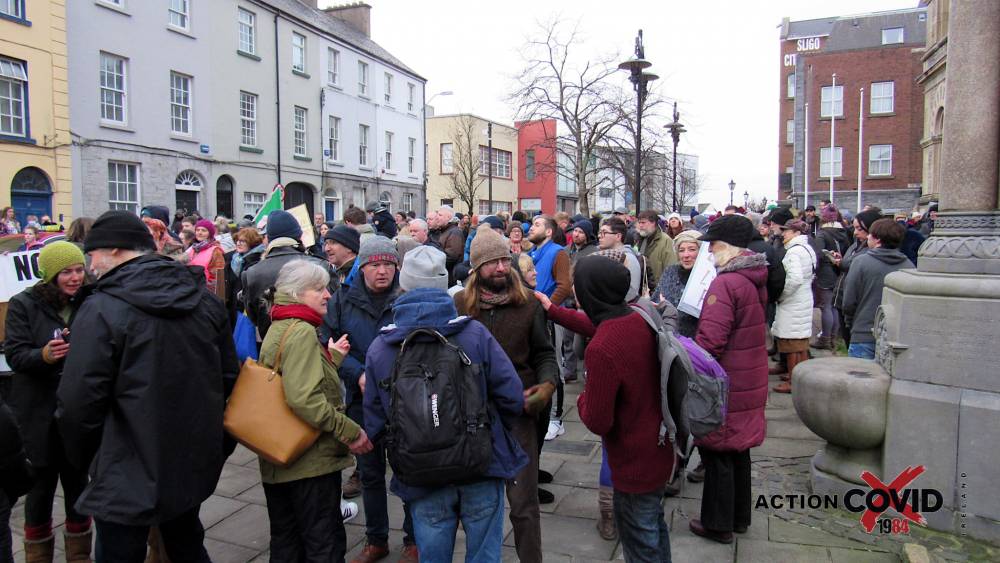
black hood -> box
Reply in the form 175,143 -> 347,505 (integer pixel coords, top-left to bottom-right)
868,247 -> 911,266
141,205 -> 172,227
573,254 -> 632,326
92,254 -> 206,318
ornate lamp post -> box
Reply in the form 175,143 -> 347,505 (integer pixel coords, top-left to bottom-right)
619,30 -> 658,213
743,190 -> 749,208
664,101 -> 686,213
729,179 -> 736,206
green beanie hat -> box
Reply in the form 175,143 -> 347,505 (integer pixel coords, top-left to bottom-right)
38,241 -> 85,283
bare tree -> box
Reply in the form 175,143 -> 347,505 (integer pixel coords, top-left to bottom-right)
508,19 -> 621,216
443,115 -> 487,215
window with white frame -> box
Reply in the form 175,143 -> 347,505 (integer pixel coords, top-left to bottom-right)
359,124 -> 369,166
881,27 -> 904,45
384,73 -> 392,104
243,191 -> 266,217
239,91 -> 256,146
108,161 -> 139,213
440,143 -> 453,173
820,85 -> 843,118
871,81 -> 894,114
407,83 -> 415,112
100,52 -> 127,124
293,106 -> 307,156
820,147 -> 843,178
786,73 -> 795,99
0,58 -> 27,137
328,116 -> 340,161
384,131 -> 393,169
479,147 -> 512,178
168,0 -> 189,30
327,48 -> 339,85
408,137 -> 416,174
401,193 -> 413,212
869,144 -> 892,176
238,8 -> 256,54
786,120 -> 794,145
291,32 -> 306,73
358,61 -> 368,96
169,72 -> 192,135
479,200 -> 512,215
1,0 -> 23,18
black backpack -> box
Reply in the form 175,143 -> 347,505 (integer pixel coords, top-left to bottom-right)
382,329 -> 493,487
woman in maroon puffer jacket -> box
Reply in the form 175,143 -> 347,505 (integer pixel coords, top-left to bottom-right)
689,215 -> 769,544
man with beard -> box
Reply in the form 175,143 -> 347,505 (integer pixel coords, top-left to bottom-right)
454,227 -> 557,563
430,206 -> 465,284
635,210 -> 677,291
597,217 -> 642,302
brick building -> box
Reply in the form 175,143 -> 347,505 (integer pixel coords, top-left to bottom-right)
778,7 -> 926,212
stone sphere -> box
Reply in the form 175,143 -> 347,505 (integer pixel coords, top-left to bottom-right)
792,357 -> 890,449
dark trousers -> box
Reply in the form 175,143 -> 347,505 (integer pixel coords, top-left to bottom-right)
95,506 -> 208,563
263,472 -> 346,563
548,321 -> 564,419
0,490 -> 12,563
505,416 -> 542,563
24,456 -> 89,528
346,400 -> 414,546
613,488 -> 671,563
698,448 -> 752,533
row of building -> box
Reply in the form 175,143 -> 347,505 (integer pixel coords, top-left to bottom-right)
0,0 -> 699,226
776,1 -> 945,213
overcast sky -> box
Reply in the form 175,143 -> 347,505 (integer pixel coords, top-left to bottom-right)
322,0 -> 918,208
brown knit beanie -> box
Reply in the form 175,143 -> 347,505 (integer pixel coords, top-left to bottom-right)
470,227 -> 510,271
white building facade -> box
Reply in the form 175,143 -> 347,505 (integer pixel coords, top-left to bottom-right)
68,0 -> 425,221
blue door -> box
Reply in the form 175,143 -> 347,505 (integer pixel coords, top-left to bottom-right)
324,199 -> 338,222
10,167 -> 52,223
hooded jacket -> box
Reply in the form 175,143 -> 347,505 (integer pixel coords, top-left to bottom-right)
638,228 -> 678,290
363,288 -> 527,502
772,235 -> 816,340
694,252 -> 769,452
815,225 -> 851,289
57,254 -> 239,525
842,248 -> 914,343
371,210 -> 398,239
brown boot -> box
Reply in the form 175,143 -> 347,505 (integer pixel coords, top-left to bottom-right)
64,530 -> 93,563
350,541 -> 390,563
596,510 -> 618,541
24,535 -> 55,563
398,544 -> 419,563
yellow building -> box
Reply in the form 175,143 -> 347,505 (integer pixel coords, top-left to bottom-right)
0,0 -> 72,225
426,114 -> 518,216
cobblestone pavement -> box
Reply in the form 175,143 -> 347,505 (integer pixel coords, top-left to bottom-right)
9,350 -> 999,561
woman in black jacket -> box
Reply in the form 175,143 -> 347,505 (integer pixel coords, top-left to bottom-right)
4,242 -> 91,563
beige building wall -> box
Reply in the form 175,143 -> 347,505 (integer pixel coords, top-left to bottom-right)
918,0 -> 948,206
426,114 -> 518,216
0,0 -> 72,223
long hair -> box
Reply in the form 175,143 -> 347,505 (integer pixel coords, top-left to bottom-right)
461,265 -> 530,319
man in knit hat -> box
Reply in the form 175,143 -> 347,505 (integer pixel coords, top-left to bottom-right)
323,224 -> 360,283
57,210 -> 239,562
453,227 -> 557,563
320,238 -> 417,562
242,209 -> 337,338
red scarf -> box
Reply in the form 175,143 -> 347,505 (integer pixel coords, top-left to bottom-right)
270,304 -> 331,362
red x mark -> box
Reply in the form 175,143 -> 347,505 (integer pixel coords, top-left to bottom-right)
858,466 -> 928,533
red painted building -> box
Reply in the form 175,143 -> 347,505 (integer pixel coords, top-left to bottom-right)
515,119 -> 557,214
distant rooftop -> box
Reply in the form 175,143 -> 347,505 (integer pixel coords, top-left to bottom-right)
781,6 -> 927,46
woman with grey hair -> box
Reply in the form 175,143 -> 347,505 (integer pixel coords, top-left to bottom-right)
257,260 -> 374,561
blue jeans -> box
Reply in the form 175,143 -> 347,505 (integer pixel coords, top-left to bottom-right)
848,342 -> 876,359
410,479 -> 505,563
613,488 -> 672,563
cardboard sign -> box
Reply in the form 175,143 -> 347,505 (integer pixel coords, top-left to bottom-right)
0,250 -> 42,302
677,242 -> 717,318
286,204 -> 316,249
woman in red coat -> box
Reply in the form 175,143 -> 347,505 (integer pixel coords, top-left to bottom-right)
690,215 -> 769,544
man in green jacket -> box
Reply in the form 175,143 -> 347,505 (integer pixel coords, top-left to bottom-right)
636,210 -> 677,291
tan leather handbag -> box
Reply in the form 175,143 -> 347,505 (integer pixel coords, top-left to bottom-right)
224,323 -> 321,467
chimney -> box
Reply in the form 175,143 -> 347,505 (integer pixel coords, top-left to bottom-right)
324,2 -> 371,38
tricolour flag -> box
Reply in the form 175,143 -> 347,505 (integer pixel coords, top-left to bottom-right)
254,184 -> 284,228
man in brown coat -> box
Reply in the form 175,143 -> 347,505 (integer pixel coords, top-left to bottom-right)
429,206 -> 465,284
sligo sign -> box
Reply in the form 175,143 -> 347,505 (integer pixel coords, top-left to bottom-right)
783,36 -> 824,67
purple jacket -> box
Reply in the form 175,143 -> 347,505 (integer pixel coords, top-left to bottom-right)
694,252 -> 769,452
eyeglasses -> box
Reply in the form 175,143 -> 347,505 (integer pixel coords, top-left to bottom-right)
598,230 -> 617,237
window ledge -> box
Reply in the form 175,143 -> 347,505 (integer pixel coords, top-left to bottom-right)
818,116 -> 846,121
327,83 -> 342,91
383,170 -> 396,176
358,93 -> 371,101
866,175 -> 895,180
327,159 -> 344,167
868,112 -> 896,118
0,134 -> 37,145
292,69 -> 310,79
237,50 -> 261,61
166,25 -> 194,39
239,145 -> 263,154
407,175 -> 420,180
0,12 -> 30,26
100,122 -> 135,133
293,155 -> 312,162
95,0 -> 129,16
359,165 -> 373,171
170,134 -> 198,143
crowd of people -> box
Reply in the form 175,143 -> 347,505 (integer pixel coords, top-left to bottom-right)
0,197 -> 930,563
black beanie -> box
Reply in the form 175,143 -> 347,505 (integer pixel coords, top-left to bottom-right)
855,210 -> 883,232
266,210 -> 303,240
324,224 -> 360,254
769,207 -> 794,226
85,210 -> 156,252
698,214 -> 755,248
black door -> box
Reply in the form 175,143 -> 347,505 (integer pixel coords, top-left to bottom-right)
216,175 -> 234,219
283,183 -> 314,217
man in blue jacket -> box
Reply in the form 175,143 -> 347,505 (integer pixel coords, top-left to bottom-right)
365,246 -> 527,562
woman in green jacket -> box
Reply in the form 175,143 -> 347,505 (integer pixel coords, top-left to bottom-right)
258,259 -> 374,562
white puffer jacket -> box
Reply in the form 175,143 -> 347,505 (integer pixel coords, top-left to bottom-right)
772,235 -> 817,340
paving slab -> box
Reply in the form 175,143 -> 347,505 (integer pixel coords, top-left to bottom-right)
503,513 -> 618,560
200,494 -> 249,529
228,444 -> 258,466
552,461 -> 602,489
553,486 -> 599,518
234,483 -> 268,506
205,504 -> 271,551
213,463 -> 262,498
750,437 -> 824,459
204,537 -> 262,563
828,546 -> 901,562
769,516 -> 889,551
735,538 -> 830,562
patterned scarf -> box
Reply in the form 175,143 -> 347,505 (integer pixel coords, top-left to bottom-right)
478,288 -> 512,310
190,238 -> 217,254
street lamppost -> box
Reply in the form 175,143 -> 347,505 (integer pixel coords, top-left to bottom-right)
729,179 -> 736,207
422,90 -> 453,214
619,30 -> 658,214
486,122 -> 493,214
743,190 -> 749,209
664,101 -> 686,213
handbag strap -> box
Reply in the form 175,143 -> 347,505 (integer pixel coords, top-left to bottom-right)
271,321 -> 300,374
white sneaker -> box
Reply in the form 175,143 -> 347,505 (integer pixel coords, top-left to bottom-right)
341,500 -> 358,523
544,420 -> 565,441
